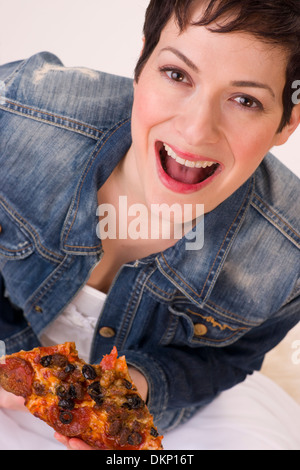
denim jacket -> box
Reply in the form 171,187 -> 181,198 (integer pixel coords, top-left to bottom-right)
0,52 -> 299,432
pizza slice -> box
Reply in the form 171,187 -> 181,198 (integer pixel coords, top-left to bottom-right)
0,342 -> 163,450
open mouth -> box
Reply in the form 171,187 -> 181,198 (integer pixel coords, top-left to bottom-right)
156,141 -> 221,192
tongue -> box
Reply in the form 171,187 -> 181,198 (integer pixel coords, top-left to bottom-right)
165,153 -> 207,185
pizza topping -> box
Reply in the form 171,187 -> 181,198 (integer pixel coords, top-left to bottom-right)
123,394 -> 144,410
0,357 -> 34,398
50,405 -> 91,437
87,381 -> 104,407
33,381 -> 47,396
150,427 -> 159,437
123,379 -> 133,390
94,397 -> 104,407
52,354 -> 68,367
127,431 -> 143,446
64,363 -> 76,374
69,383 -> 84,400
40,355 -> 53,367
108,419 -> 122,436
82,364 -> 97,380
55,382 -> 84,401
116,426 -> 144,448
87,381 -> 103,399
56,384 -> 69,398
68,384 -> 78,400
87,381 -> 102,396
59,411 -> 73,424
40,353 -> 70,369
100,346 -> 118,371
58,398 -> 75,410
119,427 -> 134,446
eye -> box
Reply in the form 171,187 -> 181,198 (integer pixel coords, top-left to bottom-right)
233,95 -> 262,110
160,67 -> 191,85
167,70 -> 186,82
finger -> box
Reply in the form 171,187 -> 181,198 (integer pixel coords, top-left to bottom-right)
54,432 -> 72,449
54,433 -> 94,450
68,438 -> 94,450
0,388 -> 26,411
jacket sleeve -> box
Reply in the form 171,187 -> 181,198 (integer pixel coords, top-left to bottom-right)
121,297 -> 300,432
0,273 -> 40,355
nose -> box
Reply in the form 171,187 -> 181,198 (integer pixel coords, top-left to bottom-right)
174,96 -> 221,147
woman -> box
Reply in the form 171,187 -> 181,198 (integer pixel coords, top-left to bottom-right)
0,0 -> 299,449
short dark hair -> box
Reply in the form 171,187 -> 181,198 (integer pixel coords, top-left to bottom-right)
135,0 -> 300,131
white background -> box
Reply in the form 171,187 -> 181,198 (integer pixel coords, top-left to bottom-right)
1,0 -> 299,178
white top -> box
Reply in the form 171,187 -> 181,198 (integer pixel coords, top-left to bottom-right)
39,285 -> 107,362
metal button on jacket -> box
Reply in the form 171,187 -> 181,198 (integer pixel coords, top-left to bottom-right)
194,324 -> 208,337
99,327 -> 116,338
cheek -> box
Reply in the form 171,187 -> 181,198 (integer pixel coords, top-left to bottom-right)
228,122 -> 277,171
132,79 -> 175,136
132,85 -> 157,131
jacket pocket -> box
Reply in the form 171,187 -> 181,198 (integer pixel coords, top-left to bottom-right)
0,203 -> 34,259
161,303 -> 250,348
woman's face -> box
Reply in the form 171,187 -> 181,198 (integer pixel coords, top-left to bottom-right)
125,9 -> 298,216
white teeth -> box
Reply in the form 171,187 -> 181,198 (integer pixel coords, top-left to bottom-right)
163,143 -> 216,169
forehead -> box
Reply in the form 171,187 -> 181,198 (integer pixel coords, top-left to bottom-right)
157,12 -> 288,91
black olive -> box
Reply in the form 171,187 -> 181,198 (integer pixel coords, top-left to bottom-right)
64,363 -> 76,374
59,411 -> 73,424
40,355 -> 53,367
94,397 -> 104,407
123,394 -> 144,410
150,427 -> 159,438
58,398 -> 75,410
87,381 -> 103,399
82,364 -> 97,380
56,384 -> 69,398
68,384 -> 77,399
123,379 -> 133,390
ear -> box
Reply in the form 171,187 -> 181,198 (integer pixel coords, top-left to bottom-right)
274,103 -> 300,146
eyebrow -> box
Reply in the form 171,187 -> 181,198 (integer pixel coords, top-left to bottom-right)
160,47 -> 276,99
230,81 -> 275,99
159,47 -> 200,73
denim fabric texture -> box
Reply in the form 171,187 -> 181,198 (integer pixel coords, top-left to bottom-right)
0,52 -> 299,432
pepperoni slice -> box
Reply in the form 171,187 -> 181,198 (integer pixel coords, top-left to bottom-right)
0,357 -> 34,398
100,346 -> 118,371
49,404 -> 91,437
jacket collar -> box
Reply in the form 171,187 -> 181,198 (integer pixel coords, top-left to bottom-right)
61,118 -> 132,254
